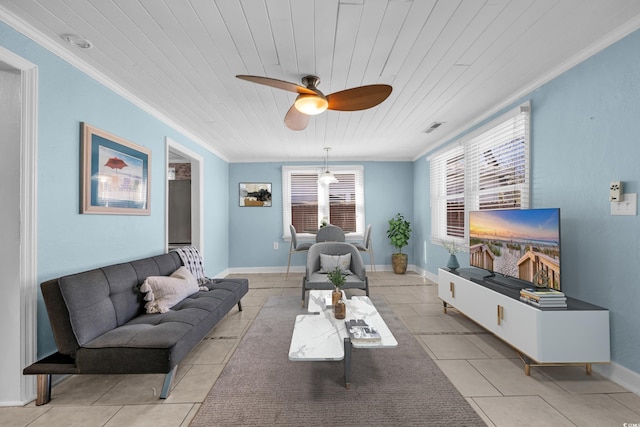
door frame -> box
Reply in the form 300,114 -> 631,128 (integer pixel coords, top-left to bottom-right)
165,138 -> 204,256
0,45 -> 38,405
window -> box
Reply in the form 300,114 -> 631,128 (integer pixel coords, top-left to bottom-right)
430,103 -> 530,245
283,166 -> 364,238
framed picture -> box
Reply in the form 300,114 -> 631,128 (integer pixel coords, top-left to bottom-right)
239,182 -> 272,207
81,122 -> 151,215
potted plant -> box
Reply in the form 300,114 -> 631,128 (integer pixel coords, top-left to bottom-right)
327,267 -> 346,318
387,213 -> 412,274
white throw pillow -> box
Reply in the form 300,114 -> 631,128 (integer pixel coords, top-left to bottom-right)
319,253 -> 352,275
140,266 -> 202,313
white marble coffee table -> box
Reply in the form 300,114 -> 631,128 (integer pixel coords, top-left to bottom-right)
288,290 -> 398,388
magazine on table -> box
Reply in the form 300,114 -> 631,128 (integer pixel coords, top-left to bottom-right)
345,319 -> 381,342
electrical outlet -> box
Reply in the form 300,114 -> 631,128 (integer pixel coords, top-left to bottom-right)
273,242 -> 279,250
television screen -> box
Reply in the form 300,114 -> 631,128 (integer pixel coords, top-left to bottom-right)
469,208 -> 561,290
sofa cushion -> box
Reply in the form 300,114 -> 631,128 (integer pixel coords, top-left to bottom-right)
319,253 -> 352,274
75,278 -> 249,374
140,267 -> 200,313
58,269 -> 119,347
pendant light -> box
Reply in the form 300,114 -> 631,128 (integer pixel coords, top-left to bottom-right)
318,147 -> 338,185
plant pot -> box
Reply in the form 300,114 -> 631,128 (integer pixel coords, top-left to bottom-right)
391,253 -> 408,274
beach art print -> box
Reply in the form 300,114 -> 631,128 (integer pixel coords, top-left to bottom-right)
81,123 -> 151,215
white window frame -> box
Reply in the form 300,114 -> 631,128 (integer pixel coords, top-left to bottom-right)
282,165 -> 365,240
429,102 -> 530,248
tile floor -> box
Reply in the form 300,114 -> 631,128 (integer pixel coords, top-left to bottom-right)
1,271 -> 639,427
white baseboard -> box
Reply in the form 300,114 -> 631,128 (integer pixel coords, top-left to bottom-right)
593,361 -> 640,396
224,264 -> 419,276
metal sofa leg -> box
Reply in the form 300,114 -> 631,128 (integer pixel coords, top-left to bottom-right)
237,300 -> 243,311
160,365 -> 178,399
36,374 -> 52,406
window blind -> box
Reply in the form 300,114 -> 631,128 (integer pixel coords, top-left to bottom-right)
329,173 -> 357,232
282,165 -> 365,238
290,173 -> 319,233
430,103 -> 530,245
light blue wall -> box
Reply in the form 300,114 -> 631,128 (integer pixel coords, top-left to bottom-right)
228,161 -> 414,269
3,14 -> 638,379
0,22 -> 230,358
415,29 -> 640,375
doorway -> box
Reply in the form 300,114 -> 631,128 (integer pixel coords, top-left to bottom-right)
165,138 -> 204,255
0,47 -> 38,405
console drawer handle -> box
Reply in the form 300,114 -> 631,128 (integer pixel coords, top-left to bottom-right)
449,281 -> 455,298
497,304 -> 504,325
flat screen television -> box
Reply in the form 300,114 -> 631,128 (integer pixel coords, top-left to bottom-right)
469,208 -> 561,290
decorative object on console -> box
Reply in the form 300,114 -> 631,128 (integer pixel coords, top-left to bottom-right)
387,212 -> 412,274
519,287 -> 567,308
447,254 -> 460,271
81,122 -> 151,215
239,182 -> 272,207
441,239 -> 463,271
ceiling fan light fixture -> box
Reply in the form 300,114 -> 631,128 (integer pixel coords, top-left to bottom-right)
294,94 -> 328,115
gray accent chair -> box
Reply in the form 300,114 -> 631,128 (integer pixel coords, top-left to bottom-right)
302,242 -> 369,306
316,224 -> 345,242
286,224 -> 313,277
350,224 -> 375,271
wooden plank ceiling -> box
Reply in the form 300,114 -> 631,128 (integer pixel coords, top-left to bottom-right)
1,0 -> 640,162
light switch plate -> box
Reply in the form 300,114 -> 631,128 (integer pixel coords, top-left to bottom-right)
611,193 -> 637,216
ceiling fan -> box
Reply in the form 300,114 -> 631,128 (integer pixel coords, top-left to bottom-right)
236,75 -> 392,130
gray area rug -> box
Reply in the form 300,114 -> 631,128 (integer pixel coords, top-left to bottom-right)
191,296 -> 485,426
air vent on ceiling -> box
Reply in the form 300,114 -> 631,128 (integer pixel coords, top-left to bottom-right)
424,122 -> 444,134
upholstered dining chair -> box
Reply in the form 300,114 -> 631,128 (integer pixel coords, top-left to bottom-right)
287,225 -> 313,278
315,224 -> 345,242
302,242 -> 369,306
351,224 -> 375,272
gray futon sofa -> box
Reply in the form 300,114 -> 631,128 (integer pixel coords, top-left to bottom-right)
23,251 -> 248,405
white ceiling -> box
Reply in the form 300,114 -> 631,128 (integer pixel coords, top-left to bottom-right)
2,0 -> 640,163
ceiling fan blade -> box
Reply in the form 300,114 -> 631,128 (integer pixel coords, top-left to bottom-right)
326,84 -> 392,111
236,75 -> 317,95
284,104 -> 310,131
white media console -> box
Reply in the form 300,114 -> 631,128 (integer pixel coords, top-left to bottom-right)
438,268 -> 610,375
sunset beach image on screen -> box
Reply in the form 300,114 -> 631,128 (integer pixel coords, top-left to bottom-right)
468,208 -> 561,289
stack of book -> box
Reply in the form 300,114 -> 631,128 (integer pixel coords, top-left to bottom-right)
520,288 -> 567,308
345,319 -> 381,342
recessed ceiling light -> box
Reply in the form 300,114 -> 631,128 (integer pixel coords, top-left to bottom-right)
61,33 -> 93,49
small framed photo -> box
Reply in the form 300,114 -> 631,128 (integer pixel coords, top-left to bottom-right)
239,182 -> 272,207
81,123 -> 151,215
